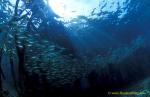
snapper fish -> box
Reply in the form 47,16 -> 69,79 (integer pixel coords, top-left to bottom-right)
27,44 -> 32,47
16,41 -> 21,44
8,34 -> 13,38
18,36 -> 27,39
34,33 -> 39,36
18,45 -> 23,48
3,44 -> 7,52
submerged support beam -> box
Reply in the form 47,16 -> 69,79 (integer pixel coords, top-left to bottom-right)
0,48 -> 2,90
0,47 -> 6,90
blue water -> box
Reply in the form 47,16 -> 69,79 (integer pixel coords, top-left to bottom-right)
0,0 -> 150,97
57,0 -> 150,58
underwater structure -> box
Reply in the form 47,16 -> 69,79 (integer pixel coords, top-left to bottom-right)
0,0 -> 150,97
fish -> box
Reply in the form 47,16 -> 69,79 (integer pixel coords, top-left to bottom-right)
16,41 -> 21,44
35,33 -> 39,36
27,44 -> 32,47
18,45 -> 23,48
3,44 -> 7,52
8,34 -> 13,38
8,41 -> 12,44
31,56 -> 37,59
29,41 -> 34,44
18,36 -> 27,39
